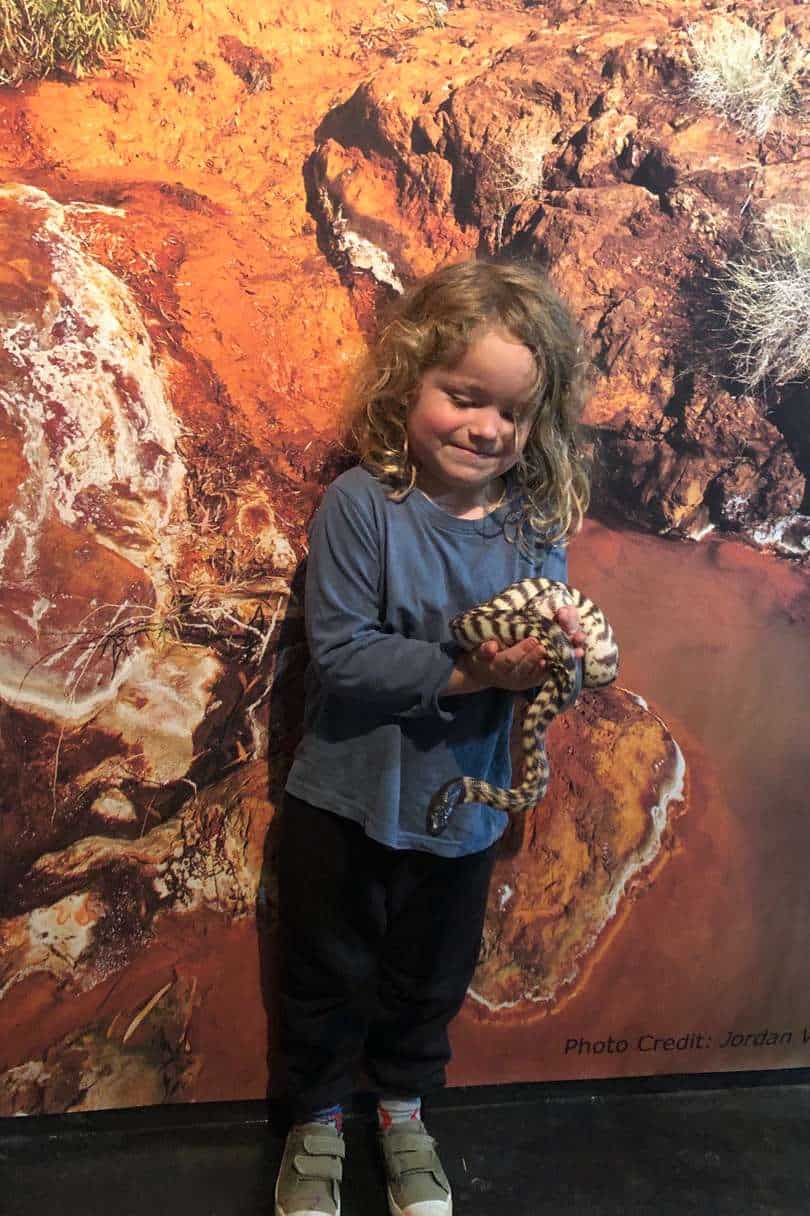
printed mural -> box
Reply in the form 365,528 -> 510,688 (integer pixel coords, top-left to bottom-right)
0,0 -> 808,1114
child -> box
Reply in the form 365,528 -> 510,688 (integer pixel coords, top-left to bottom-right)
274,258 -> 590,1216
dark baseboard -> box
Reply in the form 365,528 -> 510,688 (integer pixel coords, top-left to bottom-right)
2,1066 -> 810,1144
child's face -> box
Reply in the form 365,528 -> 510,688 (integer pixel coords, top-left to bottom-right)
407,327 -> 537,506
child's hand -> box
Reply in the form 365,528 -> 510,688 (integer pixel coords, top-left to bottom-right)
461,607 -> 586,692
463,637 -> 547,692
554,606 -> 586,660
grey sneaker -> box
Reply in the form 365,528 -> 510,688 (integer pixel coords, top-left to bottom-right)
274,1122 -> 345,1216
378,1119 -> 452,1216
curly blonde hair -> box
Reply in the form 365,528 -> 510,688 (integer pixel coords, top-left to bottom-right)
345,258 -> 591,547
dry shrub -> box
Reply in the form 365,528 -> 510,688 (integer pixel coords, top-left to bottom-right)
718,208 -> 810,389
489,130 -> 547,199
483,127 -> 549,250
417,0 -> 449,27
686,16 -> 807,139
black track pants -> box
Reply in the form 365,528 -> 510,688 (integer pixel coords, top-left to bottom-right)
277,792 -> 498,1121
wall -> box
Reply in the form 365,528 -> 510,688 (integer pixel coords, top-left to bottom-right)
0,0 -> 808,1114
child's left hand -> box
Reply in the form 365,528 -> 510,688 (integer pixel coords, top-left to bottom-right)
554,606 -> 586,660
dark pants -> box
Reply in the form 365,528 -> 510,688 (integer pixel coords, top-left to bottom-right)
278,793 -> 498,1122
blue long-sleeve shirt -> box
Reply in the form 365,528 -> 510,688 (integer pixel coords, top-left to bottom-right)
285,465 -> 568,856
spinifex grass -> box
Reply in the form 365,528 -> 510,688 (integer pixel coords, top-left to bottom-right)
0,0 -> 160,85
717,208 -> 810,389
686,16 -> 807,140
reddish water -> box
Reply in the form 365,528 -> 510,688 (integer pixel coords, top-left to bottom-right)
452,520 -> 810,1082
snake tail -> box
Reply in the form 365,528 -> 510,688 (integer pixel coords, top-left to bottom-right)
426,778 -> 466,836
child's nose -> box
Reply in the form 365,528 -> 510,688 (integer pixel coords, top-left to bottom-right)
468,408 -> 503,442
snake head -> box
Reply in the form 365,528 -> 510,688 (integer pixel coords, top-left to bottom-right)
426,779 -> 466,836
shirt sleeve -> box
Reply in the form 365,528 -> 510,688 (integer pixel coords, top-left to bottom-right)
303,484 -> 459,720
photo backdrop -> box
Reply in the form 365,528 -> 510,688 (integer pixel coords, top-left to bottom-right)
0,0 -> 808,1115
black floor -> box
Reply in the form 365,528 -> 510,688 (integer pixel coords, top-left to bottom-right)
3,1073 -> 810,1215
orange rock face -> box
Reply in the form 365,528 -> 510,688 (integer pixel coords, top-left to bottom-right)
306,4 -> 808,547
0,184 -> 307,900
0,761 -> 277,1112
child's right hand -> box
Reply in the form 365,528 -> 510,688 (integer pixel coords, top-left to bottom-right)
447,608 -> 585,696
460,637 -> 549,692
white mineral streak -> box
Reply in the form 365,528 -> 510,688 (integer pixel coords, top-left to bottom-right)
497,883 -> 513,910
686,519 -> 716,541
89,788 -> 138,824
0,891 -> 107,1001
91,645 -> 223,786
0,183 -> 187,718
722,494 -> 751,523
2,1062 -> 49,1116
691,497 -> 810,555
0,183 -> 184,562
467,692 -> 686,1012
334,212 -> 403,292
750,512 -> 810,557
0,777 -> 260,998
319,188 -> 403,293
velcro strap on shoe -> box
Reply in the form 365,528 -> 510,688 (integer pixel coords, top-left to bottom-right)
293,1153 -> 343,1182
388,1149 -> 440,1179
301,1133 -> 346,1159
386,1130 -> 434,1156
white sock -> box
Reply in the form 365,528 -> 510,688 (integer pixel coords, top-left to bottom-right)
377,1095 -> 422,1130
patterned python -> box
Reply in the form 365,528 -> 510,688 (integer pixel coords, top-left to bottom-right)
426,577 -> 619,836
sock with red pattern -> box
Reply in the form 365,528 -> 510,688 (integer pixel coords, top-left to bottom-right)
377,1095 -> 422,1130
299,1102 -> 343,1133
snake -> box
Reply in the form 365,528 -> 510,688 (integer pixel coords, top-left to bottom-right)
426,577 -> 619,836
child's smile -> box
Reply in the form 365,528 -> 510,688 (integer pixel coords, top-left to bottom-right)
407,327 -> 537,517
